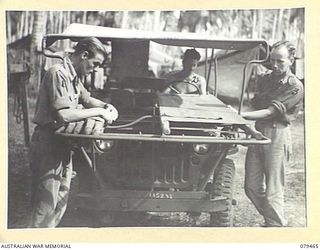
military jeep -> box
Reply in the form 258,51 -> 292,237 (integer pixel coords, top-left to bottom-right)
43,23 -> 270,227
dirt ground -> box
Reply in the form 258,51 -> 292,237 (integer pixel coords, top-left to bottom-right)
7,94 -> 306,228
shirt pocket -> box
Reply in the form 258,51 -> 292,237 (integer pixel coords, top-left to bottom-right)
69,93 -> 80,107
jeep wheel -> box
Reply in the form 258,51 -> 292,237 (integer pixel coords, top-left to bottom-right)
209,158 -> 235,227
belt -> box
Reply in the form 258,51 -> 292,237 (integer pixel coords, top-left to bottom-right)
34,123 -> 57,132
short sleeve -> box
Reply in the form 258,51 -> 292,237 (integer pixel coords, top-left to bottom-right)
45,69 -> 72,111
271,78 -> 304,115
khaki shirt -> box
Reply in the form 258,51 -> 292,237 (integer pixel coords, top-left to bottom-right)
252,70 -> 304,125
33,57 -> 91,127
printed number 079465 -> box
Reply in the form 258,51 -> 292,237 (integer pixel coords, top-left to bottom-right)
300,244 -> 319,248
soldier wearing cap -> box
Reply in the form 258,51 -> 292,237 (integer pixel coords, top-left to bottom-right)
29,37 -> 118,228
241,41 -> 304,227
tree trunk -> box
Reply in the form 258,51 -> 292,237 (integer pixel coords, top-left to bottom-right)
286,9 -> 292,41
145,11 -> 151,30
82,11 -> 87,24
66,11 -> 71,27
121,11 -> 128,28
153,11 -> 161,31
19,12 -> 24,39
23,11 -> 29,37
59,11 -> 63,33
257,9 -> 263,38
271,10 -> 279,43
6,12 -> 12,43
251,10 -> 257,38
29,11 -> 47,95
29,11 -> 34,34
276,9 -> 284,41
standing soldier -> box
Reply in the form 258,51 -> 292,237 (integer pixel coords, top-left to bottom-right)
29,37 -> 118,228
241,41 -> 304,227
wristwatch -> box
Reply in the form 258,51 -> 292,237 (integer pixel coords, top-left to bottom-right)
103,103 -> 109,110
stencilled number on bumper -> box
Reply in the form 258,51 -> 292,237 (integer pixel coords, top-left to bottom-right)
149,192 -> 173,199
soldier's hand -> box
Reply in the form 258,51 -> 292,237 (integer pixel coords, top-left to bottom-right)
83,117 -> 105,135
104,104 -> 119,121
100,105 -> 118,124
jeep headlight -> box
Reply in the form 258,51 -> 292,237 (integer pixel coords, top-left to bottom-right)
192,144 -> 210,154
94,140 -> 115,152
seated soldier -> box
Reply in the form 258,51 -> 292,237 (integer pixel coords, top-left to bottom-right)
162,49 -> 207,95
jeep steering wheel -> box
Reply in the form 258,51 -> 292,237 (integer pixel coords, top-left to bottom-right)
168,80 -> 201,95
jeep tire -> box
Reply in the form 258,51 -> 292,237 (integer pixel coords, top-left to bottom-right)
209,158 -> 235,227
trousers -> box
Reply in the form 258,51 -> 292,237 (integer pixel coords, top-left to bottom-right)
244,121 -> 291,227
29,126 -> 73,228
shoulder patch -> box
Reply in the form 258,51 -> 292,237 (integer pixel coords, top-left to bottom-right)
291,87 -> 299,95
287,75 -> 298,86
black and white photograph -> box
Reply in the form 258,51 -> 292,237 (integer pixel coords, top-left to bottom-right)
6,9 -> 306,229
